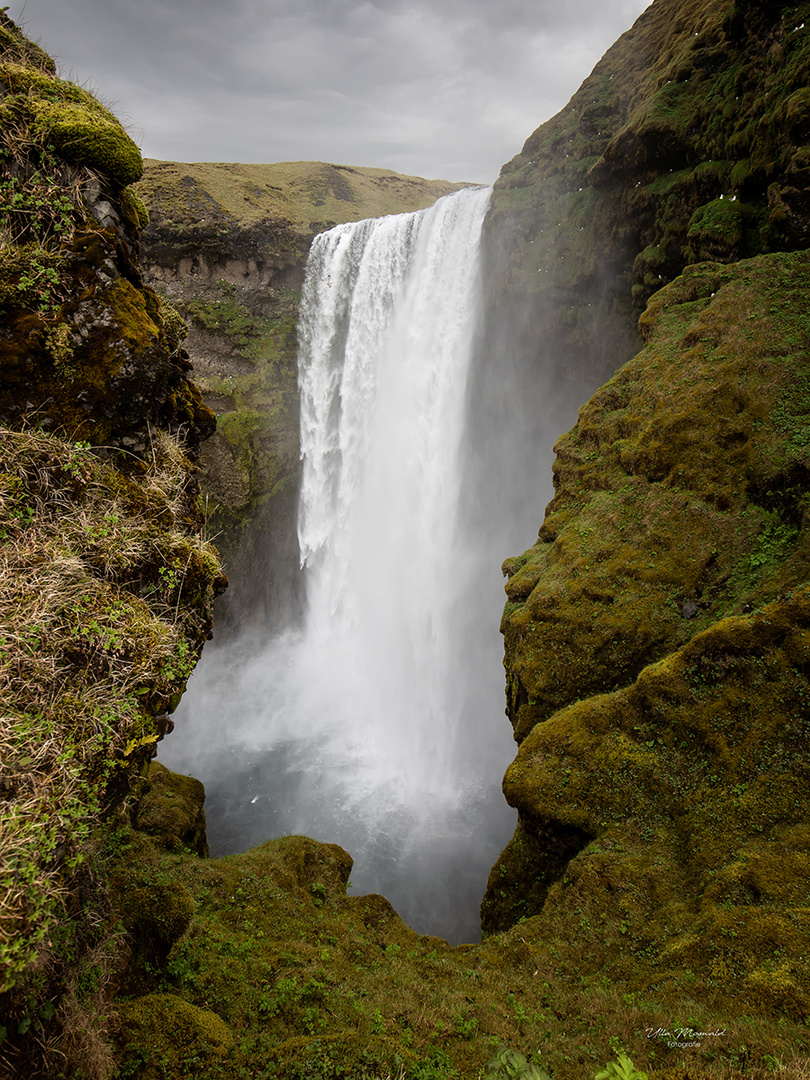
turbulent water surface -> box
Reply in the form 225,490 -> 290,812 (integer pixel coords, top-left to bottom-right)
161,187 -> 518,942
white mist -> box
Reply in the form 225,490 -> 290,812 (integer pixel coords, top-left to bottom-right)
161,187 -> 517,942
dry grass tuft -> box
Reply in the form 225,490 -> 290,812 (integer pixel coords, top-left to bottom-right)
0,424 -> 221,1000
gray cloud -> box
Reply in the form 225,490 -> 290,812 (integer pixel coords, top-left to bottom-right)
5,0 -> 650,181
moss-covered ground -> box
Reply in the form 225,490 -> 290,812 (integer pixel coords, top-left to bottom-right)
101,778 -> 810,1080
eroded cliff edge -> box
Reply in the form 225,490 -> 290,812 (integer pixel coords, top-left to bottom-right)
482,0 -> 810,1025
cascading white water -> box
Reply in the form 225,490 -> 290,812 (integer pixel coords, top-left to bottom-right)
295,185 -> 492,818
161,186 -> 517,941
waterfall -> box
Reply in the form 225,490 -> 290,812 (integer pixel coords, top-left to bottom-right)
161,186 -> 517,942
296,185 -> 491,812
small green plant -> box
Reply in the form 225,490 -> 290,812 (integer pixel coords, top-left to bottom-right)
595,1054 -> 648,1080
506,991 -> 529,1025
749,517 -> 797,570
485,1046 -> 550,1080
762,1053 -> 785,1072
453,1013 -> 478,1039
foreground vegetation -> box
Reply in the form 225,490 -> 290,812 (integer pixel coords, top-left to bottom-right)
101,769 -> 810,1080
0,11 -> 223,1072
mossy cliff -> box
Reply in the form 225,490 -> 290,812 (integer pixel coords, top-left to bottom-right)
81,764 -> 810,1080
482,0 -> 810,1050
480,0 -> 810,395
486,252 -> 810,1011
134,161 -> 466,629
0,14 -> 224,1074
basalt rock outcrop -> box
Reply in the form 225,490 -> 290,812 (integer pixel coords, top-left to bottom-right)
482,0 -> 810,1032
134,161 -> 467,629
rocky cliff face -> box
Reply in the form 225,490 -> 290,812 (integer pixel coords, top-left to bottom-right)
0,15 -> 224,1074
134,161 -> 467,629
478,0 -> 810,395
482,0 -> 810,1026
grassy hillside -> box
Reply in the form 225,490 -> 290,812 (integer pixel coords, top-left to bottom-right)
137,158 -> 468,233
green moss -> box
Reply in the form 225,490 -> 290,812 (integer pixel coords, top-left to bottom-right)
134,762 -> 208,856
0,14 -> 55,72
487,250 -> 810,1037
42,97 -> 141,186
684,197 -> 756,262
0,62 -> 142,186
120,187 -> 150,229
115,993 -> 232,1080
155,295 -> 188,356
97,817 -> 810,1080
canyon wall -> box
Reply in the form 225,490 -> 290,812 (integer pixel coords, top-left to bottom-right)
0,13 -> 224,1074
480,0 -> 810,1023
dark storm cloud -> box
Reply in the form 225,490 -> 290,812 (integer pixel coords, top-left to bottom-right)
4,0 -> 650,181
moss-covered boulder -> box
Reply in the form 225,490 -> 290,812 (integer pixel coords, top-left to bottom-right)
134,762 -> 209,856
0,62 -> 143,186
115,993 -> 233,1080
498,253 -> 810,743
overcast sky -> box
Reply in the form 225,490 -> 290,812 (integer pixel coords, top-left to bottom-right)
5,0 -> 650,183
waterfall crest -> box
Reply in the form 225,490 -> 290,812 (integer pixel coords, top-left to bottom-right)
161,186 -> 517,941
